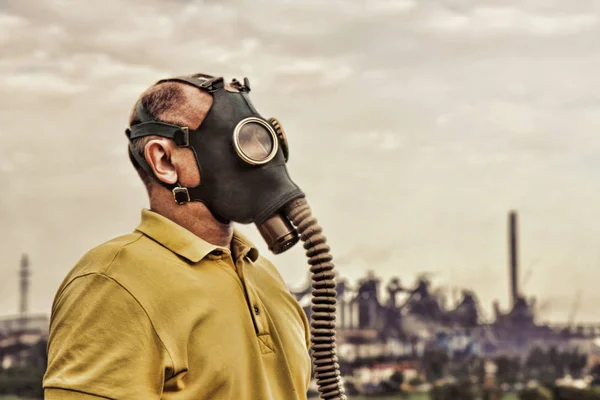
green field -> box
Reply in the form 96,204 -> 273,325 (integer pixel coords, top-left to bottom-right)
0,394 -> 520,400
349,395 -> 431,400
0,397 -> 38,400
349,394 -> 518,400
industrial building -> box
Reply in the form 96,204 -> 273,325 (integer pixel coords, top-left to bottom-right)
0,254 -> 49,370
291,211 -> 600,370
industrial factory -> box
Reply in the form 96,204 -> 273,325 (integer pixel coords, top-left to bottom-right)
291,211 -> 600,374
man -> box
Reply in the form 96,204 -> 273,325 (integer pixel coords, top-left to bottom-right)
43,74 -> 312,399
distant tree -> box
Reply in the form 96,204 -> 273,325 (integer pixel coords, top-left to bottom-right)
547,346 -> 561,377
28,339 -> 48,369
422,346 -> 449,382
590,363 -> 600,378
526,346 -> 547,377
518,386 -> 552,400
565,349 -> 587,379
431,381 -> 475,400
472,357 -> 486,385
409,376 -> 424,386
389,370 -> 404,386
495,356 -> 520,384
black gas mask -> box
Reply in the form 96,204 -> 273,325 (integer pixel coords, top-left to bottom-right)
125,73 -> 346,400
126,74 -> 302,254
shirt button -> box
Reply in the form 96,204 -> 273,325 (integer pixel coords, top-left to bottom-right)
253,305 -> 260,315
212,250 -> 223,256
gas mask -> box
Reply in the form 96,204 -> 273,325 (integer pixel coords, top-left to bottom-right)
125,73 -> 346,400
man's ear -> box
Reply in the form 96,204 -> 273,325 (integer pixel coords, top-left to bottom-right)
145,138 -> 178,185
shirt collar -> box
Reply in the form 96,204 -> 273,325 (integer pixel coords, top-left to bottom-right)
135,209 -> 259,263
231,229 -> 260,262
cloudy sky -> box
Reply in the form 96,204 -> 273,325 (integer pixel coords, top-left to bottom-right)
2,0 -> 600,324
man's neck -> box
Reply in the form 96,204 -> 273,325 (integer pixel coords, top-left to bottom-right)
149,193 -> 233,248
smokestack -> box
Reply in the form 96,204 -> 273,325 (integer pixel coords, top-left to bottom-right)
19,254 -> 30,320
509,211 -> 518,308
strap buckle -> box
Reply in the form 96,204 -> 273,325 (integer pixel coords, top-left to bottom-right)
173,127 -> 189,147
230,77 -> 251,92
172,186 -> 190,204
199,77 -> 224,93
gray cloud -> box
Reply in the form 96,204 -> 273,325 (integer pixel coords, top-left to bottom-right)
1,0 -> 600,325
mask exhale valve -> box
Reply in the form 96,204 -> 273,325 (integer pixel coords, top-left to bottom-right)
283,198 -> 346,400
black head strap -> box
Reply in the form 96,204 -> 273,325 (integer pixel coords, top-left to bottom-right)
126,122 -> 189,147
127,140 -> 156,181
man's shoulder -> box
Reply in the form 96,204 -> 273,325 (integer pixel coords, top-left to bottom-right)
57,231 -> 169,295
68,232 -> 144,276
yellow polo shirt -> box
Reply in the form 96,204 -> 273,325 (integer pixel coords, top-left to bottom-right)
43,209 -> 312,400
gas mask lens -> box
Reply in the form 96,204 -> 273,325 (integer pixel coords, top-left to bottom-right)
233,117 -> 279,165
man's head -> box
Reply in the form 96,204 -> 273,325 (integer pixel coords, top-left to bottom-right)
125,73 -> 303,238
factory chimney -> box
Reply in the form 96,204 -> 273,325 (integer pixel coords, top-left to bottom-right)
508,211 -> 519,308
19,253 -> 30,328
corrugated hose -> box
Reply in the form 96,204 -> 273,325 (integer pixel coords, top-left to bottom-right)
286,198 -> 346,400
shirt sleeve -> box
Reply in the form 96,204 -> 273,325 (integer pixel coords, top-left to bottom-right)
43,273 -> 170,400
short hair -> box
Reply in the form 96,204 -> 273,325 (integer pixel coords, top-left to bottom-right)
127,81 -> 209,188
